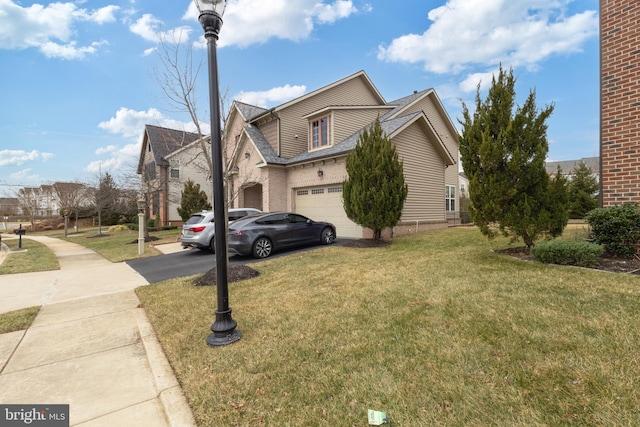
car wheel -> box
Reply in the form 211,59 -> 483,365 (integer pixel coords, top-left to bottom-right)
252,237 -> 272,258
321,227 -> 335,245
209,237 -> 215,253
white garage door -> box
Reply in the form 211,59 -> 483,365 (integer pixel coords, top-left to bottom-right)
294,185 -> 362,239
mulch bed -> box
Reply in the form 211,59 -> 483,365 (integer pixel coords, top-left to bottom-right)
497,247 -> 640,274
192,264 -> 261,286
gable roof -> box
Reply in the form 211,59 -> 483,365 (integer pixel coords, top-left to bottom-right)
249,70 -> 386,123
233,101 -> 268,121
137,125 -> 201,173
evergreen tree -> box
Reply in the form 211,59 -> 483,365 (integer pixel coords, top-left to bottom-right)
343,118 -> 408,240
459,65 -> 565,248
568,162 -> 599,218
178,179 -> 211,221
97,172 -> 121,226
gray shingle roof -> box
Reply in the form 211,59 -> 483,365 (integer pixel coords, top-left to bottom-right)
244,125 -> 288,165
145,125 -> 201,166
234,101 -> 268,121
381,89 -> 431,121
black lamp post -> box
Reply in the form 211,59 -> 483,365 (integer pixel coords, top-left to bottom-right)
195,0 -> 241,346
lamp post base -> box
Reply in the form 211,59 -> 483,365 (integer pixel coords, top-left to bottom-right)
206,329 -> 242,347
206,308 -> 241,346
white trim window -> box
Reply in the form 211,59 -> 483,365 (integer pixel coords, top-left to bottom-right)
170,160 -> 180,179
310,115 -> 331,149
445,185 -> 456,212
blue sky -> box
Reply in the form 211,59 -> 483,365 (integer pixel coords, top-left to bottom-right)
0,0 -> 600,195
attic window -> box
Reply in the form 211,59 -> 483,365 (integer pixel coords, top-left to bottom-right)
310,115 -> 331,150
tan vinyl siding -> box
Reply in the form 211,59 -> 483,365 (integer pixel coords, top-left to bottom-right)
333,108 -> 390,143
412,97 -> 458,165
401,96 -> 459,213
278,77 -> 385,158
395,122 -> 446,222
258,119 -> 279,154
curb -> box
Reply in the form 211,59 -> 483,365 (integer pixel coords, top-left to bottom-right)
135,304 -> 197,427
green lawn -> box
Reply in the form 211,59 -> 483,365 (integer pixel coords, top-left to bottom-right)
57,228 -> 181,262
137,227 -> 640,426
0,237 -> 59,274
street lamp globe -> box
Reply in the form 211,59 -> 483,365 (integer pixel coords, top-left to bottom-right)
194,0 -> 227,14
195,0 -> 226,38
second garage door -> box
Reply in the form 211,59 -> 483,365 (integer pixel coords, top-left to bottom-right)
294,185 -> 362,239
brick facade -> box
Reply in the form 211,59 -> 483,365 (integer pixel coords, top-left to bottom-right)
600,0 -> 640,206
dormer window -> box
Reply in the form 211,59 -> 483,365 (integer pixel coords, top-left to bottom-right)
310,115 -> 331,150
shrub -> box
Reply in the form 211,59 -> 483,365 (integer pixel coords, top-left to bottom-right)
531,239 -> 603,267
108,224 -> 130,233
586,203 -> 640,257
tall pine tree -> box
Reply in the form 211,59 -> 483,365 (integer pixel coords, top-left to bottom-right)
343,118 -> 408,240
459,65 -> 567,247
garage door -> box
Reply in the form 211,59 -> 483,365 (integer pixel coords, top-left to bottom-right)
294,185 -> 362,239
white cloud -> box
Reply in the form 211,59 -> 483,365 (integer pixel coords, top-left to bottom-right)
99,107 -> 205,139
95,145 -> 118,155
10,168 -> 40,182
0,1 -> 120,59
314,0 -> 357,24
185,0 -> 361,48
459,70 -> 500,93
98,107 -> 168,139
377,0 -> 598,74
0,149 -> 54,167
129,13 -> 192,44
86,142 -> 139,175
234,84 -> 307,108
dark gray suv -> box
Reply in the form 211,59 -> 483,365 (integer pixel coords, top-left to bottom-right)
180,208 -> 261,251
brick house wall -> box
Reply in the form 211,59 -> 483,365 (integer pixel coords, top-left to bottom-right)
600,0 -> 640,206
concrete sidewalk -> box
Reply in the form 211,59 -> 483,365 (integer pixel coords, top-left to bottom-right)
0,236 -> 196,426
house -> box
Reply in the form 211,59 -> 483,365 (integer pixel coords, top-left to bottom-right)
545,157 -> 600,182
600,0 -> 640,206
224,71 -> 459,238
0,198 -> 21,216
137,125 -> 210,226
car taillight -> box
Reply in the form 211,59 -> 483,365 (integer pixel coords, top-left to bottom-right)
190,226 -> 206,233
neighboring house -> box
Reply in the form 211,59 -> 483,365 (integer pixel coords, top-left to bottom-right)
458,172 -> 469,197
137,125 -> 210,226
0,198 -> 21,216
224,70 -> 459,238
600,0 -> 640,206
545,157 -> 600,182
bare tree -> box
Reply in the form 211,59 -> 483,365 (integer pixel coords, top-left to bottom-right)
151,30 -> 263,211
17,187 -> 41,228
53,181 -> 89,233
153,30 -> 212,176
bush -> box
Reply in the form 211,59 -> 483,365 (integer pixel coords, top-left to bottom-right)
586,203 -> 640,257
531,239 -> 603,267
108,224 -> 130,233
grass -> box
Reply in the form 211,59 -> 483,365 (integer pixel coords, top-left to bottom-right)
137,227 -> 640,426
0,237 -> 59,274
0,306 -> 40,334
57,228 -> 181,262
